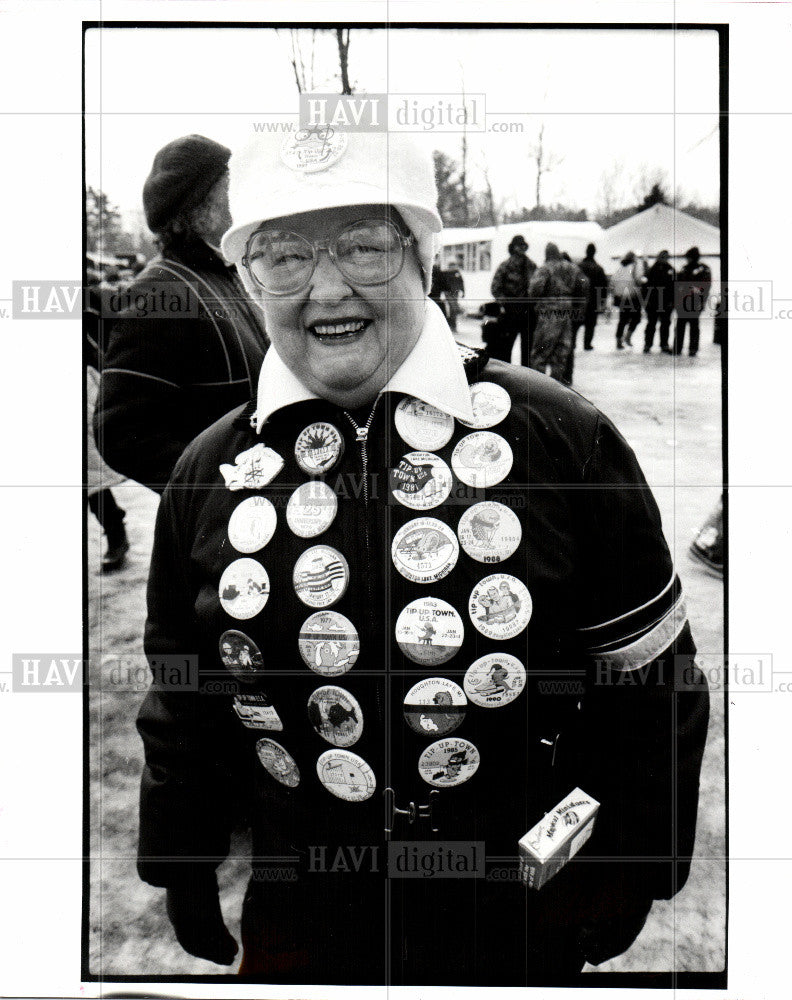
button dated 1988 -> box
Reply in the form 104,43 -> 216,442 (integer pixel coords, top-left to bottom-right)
391,517 -> 459,584
457,501 -> 522,564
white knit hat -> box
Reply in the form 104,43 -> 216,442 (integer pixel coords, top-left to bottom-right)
221,129 -> 442,291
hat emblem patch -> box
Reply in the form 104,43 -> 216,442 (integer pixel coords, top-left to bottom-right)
280,125 -> 348,173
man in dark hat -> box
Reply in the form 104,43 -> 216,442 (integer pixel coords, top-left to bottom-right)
575,243 -> 608,351
673,246 -> 712,357
643,250 -> 676,354
94,134 -> 269,493
490,235 -> 536,364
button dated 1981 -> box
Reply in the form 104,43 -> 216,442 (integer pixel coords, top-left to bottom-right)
390,452 -> 453,510
256,738 -> 301,788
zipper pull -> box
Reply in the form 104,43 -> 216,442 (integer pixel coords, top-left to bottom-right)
355,426 -> 369,444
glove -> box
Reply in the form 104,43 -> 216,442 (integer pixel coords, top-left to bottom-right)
165,869 -> 239,965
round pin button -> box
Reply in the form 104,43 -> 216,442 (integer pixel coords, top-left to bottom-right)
403,677 -> 467,736
391,517 -> 459,584
281,128 -> 349,174
464,653 -> 526,708
389,452 -> 453,510
458,381 -> 512,429
293,545 -> 349,608
418,738 -> 480,788
469,574 -> 532,640
395,597 -> 464,666
394,397 -> 455,451
219,629 -> 264,682
317,748 -> 376,802
227,496 -> 277,553
452,432 -> 513,488
256,738 -> 300,788
308,685 -> 363,747
295,422 -> 344,475
457,501 -> 522,564
286,480 -> 338,538
299,610 -> 360,676
219,558 -> 270,620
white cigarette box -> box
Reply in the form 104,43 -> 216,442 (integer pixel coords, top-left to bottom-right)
519,787 -> 600,890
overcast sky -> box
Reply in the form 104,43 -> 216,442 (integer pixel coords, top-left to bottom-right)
85,26 -> 721,230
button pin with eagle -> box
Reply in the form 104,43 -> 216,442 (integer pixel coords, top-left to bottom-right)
464,653 -> 526,708
219,558 -> 270,620
317,748 -> 376,802
256,738 -> 300,788
389,451 -> 453,510
457,501 -> 522,564
395,597 -> 464,666
293,545 -> 349,608
294,422 -> 344,476
227,495 -> 277,554
307,685 -> 363,747
418,738 -> 480,788
391,517 -> 459,584
403,677 -> 467,736
452,431 -> 513,488
469,573 -> 532,640
394,397 -> 455,451
299,610 -> 359,676
458,382 -> 512,429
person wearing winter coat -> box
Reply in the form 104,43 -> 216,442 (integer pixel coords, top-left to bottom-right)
575,243 -> 608,351
610,251 -> 645,349
528,243 -> 587,385
642,250 -> 676,353
490,235 -> 536,364
673,247 -> 712,357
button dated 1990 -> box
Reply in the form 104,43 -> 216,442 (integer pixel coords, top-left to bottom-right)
464,653 -> 526,708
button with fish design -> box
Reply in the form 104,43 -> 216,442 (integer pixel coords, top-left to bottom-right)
307,685 -> 363,747
219,629 -> 264,681
418,738 -> 480,788
295,422 -> 344,475
458,382 -> 512,429
395,597 -> 464,666
464,653 -> 526,708
233,693 -> 283,731
298,610 -> 360,676
457,501 -> 522,563
394,397 -> 455,451
286,480 -> 338,538
317,748 -> 376,802
469,573 -> 532,640
391,517 -> 459,584
389,452 -> 453,510
219,558 -> 270,619
403,677 -> 467,736
228,496 -> 277,553
293,545 -> 349,608
452,432 -> 513,488
256,738 -> 300,787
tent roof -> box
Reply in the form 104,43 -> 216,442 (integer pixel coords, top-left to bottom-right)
600,203 -> 720,259
441,220 -> 604,245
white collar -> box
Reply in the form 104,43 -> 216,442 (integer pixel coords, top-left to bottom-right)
255,299 -> 474,431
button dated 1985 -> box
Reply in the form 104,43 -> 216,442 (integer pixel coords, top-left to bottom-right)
418,738 -> 480,788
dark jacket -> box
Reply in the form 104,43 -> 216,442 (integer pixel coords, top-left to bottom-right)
645,258 -> 677,313
137,350 -> 708,984
94,239 -> 268,493
675,259 -> 712,316
578,256 -> 608,313
491,252 -> 537,303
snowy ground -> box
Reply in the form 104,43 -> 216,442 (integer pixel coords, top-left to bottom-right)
88,311 -> 725,978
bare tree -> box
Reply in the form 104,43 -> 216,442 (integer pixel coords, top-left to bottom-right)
596,162 -> 624,221
279,28 -> 317,93
458,65 -> 470,226
529,123 -> 564,209
478,155 -> 499,227
336,29 -> 352,94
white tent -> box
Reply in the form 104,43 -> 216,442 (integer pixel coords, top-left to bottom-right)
599,203 -> 720,261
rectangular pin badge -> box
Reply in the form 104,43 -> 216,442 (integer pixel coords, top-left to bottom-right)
518,787 -> 600,890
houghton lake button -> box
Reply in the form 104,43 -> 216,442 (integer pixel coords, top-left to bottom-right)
394,397 -> 455,451
389,452 -> 453,510
286,480 -> 338,538
219,558 -> 270,619
256,738 -> 300,788
233,693 -> 283,731
307,685 -> 363,747
298,610 -> 359,676
468,574 -> 532,640
293,545 -> 349,608
294,422 -> 344,475
458,382 -> 512,429
452,432 -> 513,488
227,496 -> 277,553
395,597 -> 464,666
464,653 -> 526,708
219,629 -> 264,681
418,738 -> 480,788
457,501 -> 522,564
403,677 -> 467,736
316,748 -> 376,802
391,517 -> 459,584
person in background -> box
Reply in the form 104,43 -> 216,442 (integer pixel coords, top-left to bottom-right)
444,255 -> 466,332
429,256 -> 449,320
673,246 -> 712,358
610,251 -> 644,350
643,250 -> 676,354
528,242 -> 586,386
491,235 -> 536,365
575,243 -> 608,352
94,134 -> 269,493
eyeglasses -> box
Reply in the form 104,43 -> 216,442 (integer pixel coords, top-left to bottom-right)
241,218 -> 415,295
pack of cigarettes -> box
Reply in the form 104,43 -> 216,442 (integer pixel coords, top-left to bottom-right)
518,787 -> 600,890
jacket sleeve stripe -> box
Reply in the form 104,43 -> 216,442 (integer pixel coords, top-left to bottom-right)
576,571 -> 675,633
586,593 -> 687,672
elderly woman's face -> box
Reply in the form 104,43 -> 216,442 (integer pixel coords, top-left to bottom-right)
254,204 -> 425,408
